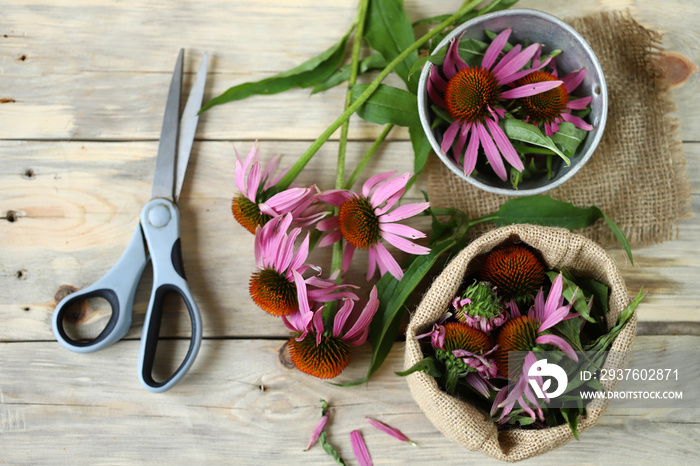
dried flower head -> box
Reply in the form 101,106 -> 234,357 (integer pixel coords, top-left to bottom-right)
453,280 -> 508,332
478,244 -> 546,302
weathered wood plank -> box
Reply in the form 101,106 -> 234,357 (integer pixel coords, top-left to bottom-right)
0,336 -> 697,464
0,0 -> 698,141
1,140 -> 698,342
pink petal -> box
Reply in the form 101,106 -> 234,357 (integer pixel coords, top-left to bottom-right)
333,298 -> 355,337
490,44 -> 522,78
453,121 -> 469,163
567,96 -> 592,110
261,155 -> 281,190
362,171 -> 397,197
350,430 -> 372,466
313,309 -> 324,346
373,242 -> 403,280
318,230 -> 342,248
381,231 -> 430,255
475,122 -> 507,181
247,161 -> 262,202
343,286 -> 379,344
561,112 -> 593,131
292,269 -> 310,315
379,221 -> 426,240
545,274 -> 564,317
288,233 -> 311,272
369,173 -> 411,209
482,28 -> 511,71
486,118 -> 524,172
317,216 -> 339,232
442,39 -> 459,79
465,373 -> 491,398
318,190 -> 353,207
441,121 -> 461,155
427,76 -> 446,108
374,187 -> 405,216
366,245 -> 378,281
342,243 -> 356,274
562,68 -> 585,93
500,80 -> 563,100
463,124 -> 479,176
366,418 -> 415,445
450,32 -> 469,69
535,334 -> 579,361
265,187 -> 311,214
429,65 -> 447,92
305,414 -> 329,451
493,43 -> 540,84
379,202 -> 430,223
502,55 -> 553,85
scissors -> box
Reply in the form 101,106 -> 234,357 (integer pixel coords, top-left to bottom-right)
52,50 -> 207,393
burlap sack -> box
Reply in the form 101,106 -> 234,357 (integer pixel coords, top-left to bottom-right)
404,224 -> 636,462
428,11 -> 691,247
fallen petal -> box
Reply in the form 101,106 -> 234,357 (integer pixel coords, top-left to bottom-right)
366,418 -> 415,445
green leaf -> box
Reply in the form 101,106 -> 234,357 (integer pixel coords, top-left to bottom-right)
586,289 -> 645,352
561,408 -> 582,439
201,27 -> 352,112
395,356 -> 443,377
490,196 -> 603,229
311,54 -> 387,94
365,0 -> 419,91
486,196 -> 634,263
410,126 -> 432,179
350,84 -> 420,127
319,431 -> 346,466
550,121 -> 588,157
367,237 -> 457,379
503,119 -> 571,165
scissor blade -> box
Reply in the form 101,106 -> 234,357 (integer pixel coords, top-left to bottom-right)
174,53 -> 208,202
151,49 -> 184,201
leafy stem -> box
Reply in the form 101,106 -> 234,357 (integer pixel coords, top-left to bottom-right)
275,0 -> 485,191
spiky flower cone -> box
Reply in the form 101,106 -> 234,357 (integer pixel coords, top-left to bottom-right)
249,268 -> 298,316
443,322 -> 492,354
478,245 -> 546,302
288,334 -> 351,379
494,315 -> 540,379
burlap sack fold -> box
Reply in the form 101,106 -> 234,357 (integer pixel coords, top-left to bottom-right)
428,11 -> 690,247
404,224 -> 636,462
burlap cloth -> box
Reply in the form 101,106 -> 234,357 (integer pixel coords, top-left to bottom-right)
404,224 -> 636,462
428,11 -> 690,247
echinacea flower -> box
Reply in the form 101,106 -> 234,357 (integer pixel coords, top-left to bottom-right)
478,244 -> 547,303
366,418 -> 416,446
317,171 -> 430,281
350,430 -> 372,466
284,287 -> 380,379
418,321 -> 497,396
515,51 -> 593,136
452,280 -> 508,332
250,214 -> 355,317
491,274 -> 580,422
428,29 -> 563,180
233,145 -> 325,233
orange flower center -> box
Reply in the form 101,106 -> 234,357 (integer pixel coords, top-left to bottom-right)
495,315 -> 539,379
288,334 -> 351,379
338,196 -> 380,249
478,245 -> 546,302
249,268 -> 297,316
232,195 -> 271,234
444,67 -> 500,123
443,322 -> 492,354
515,71 -> 569,123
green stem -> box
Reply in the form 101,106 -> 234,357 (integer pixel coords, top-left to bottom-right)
343,124 -> 394,190
275,0 -> 483,191
329,0 -> 369,280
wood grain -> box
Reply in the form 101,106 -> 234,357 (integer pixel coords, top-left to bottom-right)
0,0 -> 699,463
0,336 -> 697,463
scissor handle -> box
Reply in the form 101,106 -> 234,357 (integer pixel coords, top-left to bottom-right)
52,227 -> 148,353
138,198 -> 203,393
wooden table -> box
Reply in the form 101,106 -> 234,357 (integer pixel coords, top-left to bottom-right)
1,0 -> 698,463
